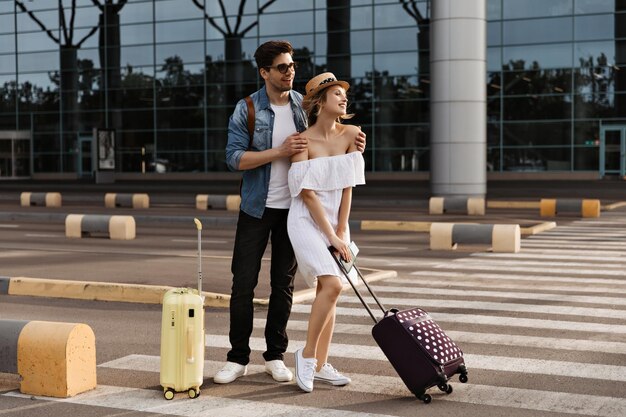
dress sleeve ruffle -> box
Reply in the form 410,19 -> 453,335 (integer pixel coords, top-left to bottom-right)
288,151 -> 365,197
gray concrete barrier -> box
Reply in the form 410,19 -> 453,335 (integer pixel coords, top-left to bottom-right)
195,194 -> 240,211
104,193 -> 149,209
540,198 -> 600,218
429,196 -> 485,215
430,222 -> 520,253
0,319 -> 96,398
65,214 -> 136,240
20,192 -> 62,207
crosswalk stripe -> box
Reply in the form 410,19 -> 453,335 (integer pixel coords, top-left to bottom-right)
94,354 -> 626,417
470,252 -> 626,261
433,263 -> 626,277
4,383 -> 396,417
392,276 -> 626,294
521,242 -> 626,250
364,285 -> 626,305
454,258 -> 626,269
253,319 -> 626,354
202,334 -> 626,383
339,295 -> 626,319
527,235 -> 626,242
407,271 -> 626,286
290,304 -> 626,334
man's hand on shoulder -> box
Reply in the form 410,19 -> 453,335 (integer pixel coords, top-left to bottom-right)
355,126 -> 366,153
280,132 -> 308,157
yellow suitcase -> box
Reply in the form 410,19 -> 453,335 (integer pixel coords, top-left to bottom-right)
160,219 -> 205,400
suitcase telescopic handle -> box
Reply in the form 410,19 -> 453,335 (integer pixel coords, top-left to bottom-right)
194,218 -> 203,294
329,247 -> 387,324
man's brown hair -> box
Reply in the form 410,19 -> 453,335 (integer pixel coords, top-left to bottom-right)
254,40 -> 293,72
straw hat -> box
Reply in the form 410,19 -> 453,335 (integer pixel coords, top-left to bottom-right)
304,72 -> 350,97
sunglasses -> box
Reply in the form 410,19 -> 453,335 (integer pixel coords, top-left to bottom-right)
266,62 -> 298,74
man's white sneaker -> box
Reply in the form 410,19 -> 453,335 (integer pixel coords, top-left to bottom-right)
294,348 -> 317,393
214,361 -> 247,384
314,363 -> 351,386
265,360 -> 293,382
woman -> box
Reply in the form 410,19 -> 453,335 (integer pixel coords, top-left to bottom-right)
287,72 -> 365,393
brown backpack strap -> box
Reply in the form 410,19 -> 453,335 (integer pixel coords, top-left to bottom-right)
240,96 -> 255,197
244,96 -> 255,142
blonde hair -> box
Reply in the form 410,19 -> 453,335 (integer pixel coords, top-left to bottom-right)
303,87 -> 354,126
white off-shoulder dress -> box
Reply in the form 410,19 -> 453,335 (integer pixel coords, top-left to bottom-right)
287,151 -> 365,288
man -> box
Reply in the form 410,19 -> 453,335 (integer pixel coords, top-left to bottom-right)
218,40 -> 365,384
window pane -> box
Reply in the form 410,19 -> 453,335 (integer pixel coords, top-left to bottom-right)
575,0 -> 614,14
503,44 -> 572,69
156,42 -> 204,66
504,17 -> 572,45
487,0 -> 502,20
156,0 -> 203,20
504,95 -> 571,120
121,23 -> 153,45
375,3 -> 419,29
18,51 -> 58,72
259,11 -> 313,36
487,22 -> 501,46
575,15 -> 613,41
121,1 -> 153,25
156,20 -> 204,43
503,122 -> 571,146
375,27 -> 418,52
503,0 -> 572,19
374,52 -> 418,76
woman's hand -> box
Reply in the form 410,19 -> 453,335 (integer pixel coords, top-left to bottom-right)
330,235 -> 351,262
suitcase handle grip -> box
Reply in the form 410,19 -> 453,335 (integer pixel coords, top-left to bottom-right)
186,326 -> 194,363
329,246 -> 387,324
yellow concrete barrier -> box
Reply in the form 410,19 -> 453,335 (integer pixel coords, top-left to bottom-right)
430,222 -> 520,253
104,193 -> 150,209
196,194 -> 241,211
20,192 -> 62,207
65,214 -> 135,240
540,198 -> 600,218
429,196 -> 485,215
17,321 -> 96,397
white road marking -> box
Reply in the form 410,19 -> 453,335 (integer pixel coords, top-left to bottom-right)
253,319 -> 626,354
339,295 -> 626,319
92,354 -> 626,417
203,335 -> 626,382
407,270 -> 626,286
0,224 -> 19,228
362,285 -> 626,306
290,304 -> 626,334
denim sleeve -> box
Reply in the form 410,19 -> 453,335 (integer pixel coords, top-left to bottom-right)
225,100 -> 250,172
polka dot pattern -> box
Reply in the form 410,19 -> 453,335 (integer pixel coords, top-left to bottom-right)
396,308 -> 463,365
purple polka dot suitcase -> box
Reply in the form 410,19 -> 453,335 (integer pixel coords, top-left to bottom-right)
371,307 -> 468,403
330,246 -> 468,403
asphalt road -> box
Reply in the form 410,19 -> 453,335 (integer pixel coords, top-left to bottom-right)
1,183 -> 626,417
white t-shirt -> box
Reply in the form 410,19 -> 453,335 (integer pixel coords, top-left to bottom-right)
266,103 -> 296,209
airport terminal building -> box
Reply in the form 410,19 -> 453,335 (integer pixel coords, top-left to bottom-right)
0,0 -> 625,181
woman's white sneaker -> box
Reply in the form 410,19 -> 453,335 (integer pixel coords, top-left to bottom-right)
214,361 -> 247,384
294,348 -> 317,393
314,363 -> 351,386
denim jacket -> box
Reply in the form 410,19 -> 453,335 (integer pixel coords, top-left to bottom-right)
225,85 -> 308,219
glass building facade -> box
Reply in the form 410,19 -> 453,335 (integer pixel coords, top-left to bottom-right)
0,0 -> 625,179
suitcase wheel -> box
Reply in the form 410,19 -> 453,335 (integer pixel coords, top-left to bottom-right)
164,389 -> 175,400
188,388 -> 200,399
438,383 -> 453,394
459,373 -> 468,383
417,393 -> 432,404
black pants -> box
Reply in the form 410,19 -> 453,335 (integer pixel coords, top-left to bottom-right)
227,208 -> 296,365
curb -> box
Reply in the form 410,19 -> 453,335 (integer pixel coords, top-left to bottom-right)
0,267 -> 396,308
